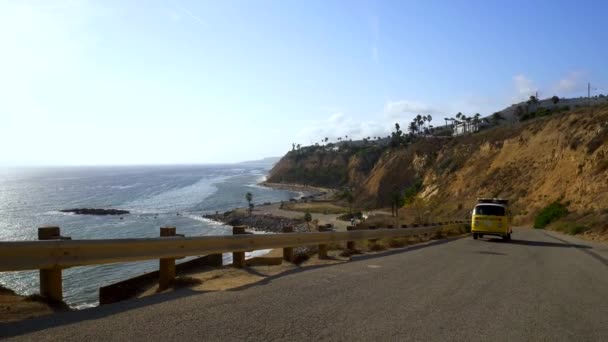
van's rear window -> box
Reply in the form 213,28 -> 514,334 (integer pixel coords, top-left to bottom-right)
474,205 -> 505,216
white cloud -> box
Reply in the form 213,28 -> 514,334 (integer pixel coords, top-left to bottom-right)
296,100 -> 448,144
553,71 -> 585,94
383,100 -> 443,120
513,74 -> 537,100
296,112 -> 388,144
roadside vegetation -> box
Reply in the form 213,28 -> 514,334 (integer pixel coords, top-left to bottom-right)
534,201 -> 569,229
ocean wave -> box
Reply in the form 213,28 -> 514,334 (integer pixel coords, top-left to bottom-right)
121,175 -> 230,214
109,184 -> 139,190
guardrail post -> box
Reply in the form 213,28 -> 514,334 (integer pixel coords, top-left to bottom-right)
318,226 -> 330,259
282,226 -> 294,262
346,226 -> 355,250
38,226 -> 64,302
159,226 -> 177,290
232,226 -> 246,268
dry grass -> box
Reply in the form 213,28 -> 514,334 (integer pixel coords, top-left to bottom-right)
367,241 -> 387,251
282,201 -> 349,214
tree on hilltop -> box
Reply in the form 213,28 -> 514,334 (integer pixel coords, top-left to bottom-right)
491,112 -> 504,124
390,123 -> 406,148
408,121 -> 417,136
527,95 -> 539,113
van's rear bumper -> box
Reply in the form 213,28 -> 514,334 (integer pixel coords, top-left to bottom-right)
471,229 -> 509,236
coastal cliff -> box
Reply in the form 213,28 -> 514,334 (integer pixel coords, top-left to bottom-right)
268,105 -> 608,230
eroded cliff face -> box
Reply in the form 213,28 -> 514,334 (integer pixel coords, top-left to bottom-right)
268,105 -> 608,219
267,146 -> 384,188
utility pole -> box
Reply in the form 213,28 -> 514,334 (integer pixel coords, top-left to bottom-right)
588,82 -> 591,116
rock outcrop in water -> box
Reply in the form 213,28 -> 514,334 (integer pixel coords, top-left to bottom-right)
204,211 -> 305,233
60,208 -> 130,216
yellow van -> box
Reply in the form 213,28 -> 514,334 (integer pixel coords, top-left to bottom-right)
471,198 -> 511,241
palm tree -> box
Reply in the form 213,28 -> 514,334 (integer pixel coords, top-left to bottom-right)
245,192 -> 253,216
408,121 -> 417,136
473,113 -> 481,132
458,114 -> 467,133
304,211 -> 312,229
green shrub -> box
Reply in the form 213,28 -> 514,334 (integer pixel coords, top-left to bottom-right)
533,202 -> 568,229
403,180 -> 423,204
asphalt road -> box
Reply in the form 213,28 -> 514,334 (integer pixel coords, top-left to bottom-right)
3,228 -> 608,341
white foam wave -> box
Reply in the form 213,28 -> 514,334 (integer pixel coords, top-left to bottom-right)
44,210 -> 75,216
71,301 -> 99,310
185,215 -> 226,227
109,184 -> 138,190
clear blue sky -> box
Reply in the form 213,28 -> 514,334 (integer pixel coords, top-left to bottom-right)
1,0 -> 607,165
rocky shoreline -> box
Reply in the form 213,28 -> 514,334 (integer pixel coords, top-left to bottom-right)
203,211 -> 308,233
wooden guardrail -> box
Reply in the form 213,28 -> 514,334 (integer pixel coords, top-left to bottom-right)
0,221 -> 471,303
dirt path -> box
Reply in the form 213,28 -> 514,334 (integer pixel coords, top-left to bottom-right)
255,202 -> 349,231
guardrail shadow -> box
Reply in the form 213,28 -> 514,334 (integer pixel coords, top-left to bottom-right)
484,238 -> 592,249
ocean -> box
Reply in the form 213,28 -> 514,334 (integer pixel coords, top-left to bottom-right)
0,164 -> 301,309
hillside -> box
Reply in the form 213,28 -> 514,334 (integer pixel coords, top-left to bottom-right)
268,104 -> 608,238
